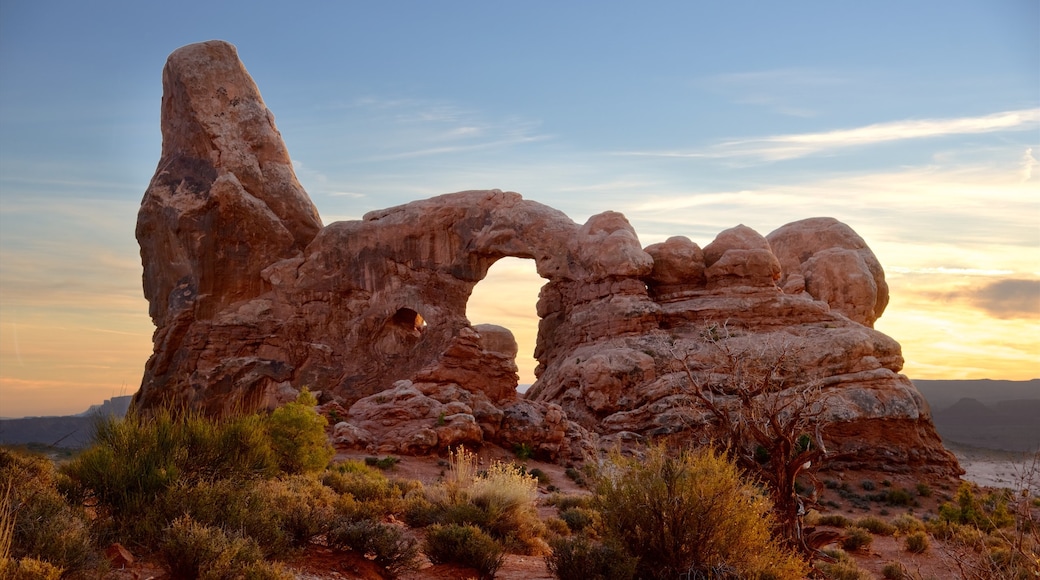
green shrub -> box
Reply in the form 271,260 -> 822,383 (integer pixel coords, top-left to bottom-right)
938,481 -> 1014,531
816,514 -> 852,528
881,562 -> 906,580
855,516 -> 896,536
0,557 -> 64,580
841,527 -> 873,552
545,534 -> 637,580
159,516 -> 265,579
564,467 -> 586,487
0,449 -> 100,574
266,389 -> 334,474
423,447 -> 545,554
323,460 -> 399,503
364,456 -> 400,470
528,468 -> 550,485
817,559 -> 871,580
326,518 -> 419,575
891,513 -> 925,535
915,482 -> 933,498
904,530 -> 929,554
559,507 -> 598,533
860,480 -> 876,491
423,524 -> 504,580
590,445 -> 807,580
547,493 -> 592,511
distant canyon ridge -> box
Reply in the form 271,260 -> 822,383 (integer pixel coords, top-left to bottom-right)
133,40 -> 960,476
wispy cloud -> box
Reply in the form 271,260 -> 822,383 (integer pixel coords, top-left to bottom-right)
619,109 -> 1040,161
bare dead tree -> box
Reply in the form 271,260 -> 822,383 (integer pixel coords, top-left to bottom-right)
675,324 -> 834,552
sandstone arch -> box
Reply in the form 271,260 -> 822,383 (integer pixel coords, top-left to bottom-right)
133,40 -> 960,474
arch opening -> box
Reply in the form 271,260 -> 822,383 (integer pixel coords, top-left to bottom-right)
466,257 -> 543,392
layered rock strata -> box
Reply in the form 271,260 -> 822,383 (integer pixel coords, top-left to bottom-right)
134,40 -> 960,474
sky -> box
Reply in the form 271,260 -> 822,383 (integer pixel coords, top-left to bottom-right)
0,1 -> 1037,417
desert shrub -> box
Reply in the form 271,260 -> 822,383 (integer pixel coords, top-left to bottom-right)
816,559 -> 871,580
816,514 -> 852,528
881,562 -> 906,580
841,526 -> 874,551
891,513 -> 925,535
159,515 -> 267,579
546,493 -> 592,511
564,467 -> 586,487
855,516 -> 896,536
544,517 -> 571,536
590,445 -> 807,580
61,410 -> 277,538
915,482 -> 933,497
364,456 -> 400,470
323,460 -> 399,503
0,557 -> 64,580
559,507 -> 598,533
545,533 -> 637,580
528,467 -> 550,485
423,524 -> 504,580
266,389 -> 334,474
938,481 -> 1014,531
326,518 -> 420,575
860,480 -> 876,491
0,449 -> 100,574
423,447 -> 544,553
904,530 -> 929,553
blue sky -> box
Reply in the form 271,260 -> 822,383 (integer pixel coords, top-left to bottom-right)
1,1 -> 1037,417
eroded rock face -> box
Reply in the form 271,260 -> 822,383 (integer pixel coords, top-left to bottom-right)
134,41 -> 959,474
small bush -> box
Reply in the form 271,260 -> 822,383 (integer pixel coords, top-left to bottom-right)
545,534 -> 637,580
364,456 -> 400,470
841,526 -> 874,552
0,557 -> 65,580
564,467 -> 586,487
817,559 -> 871,580
891,513 -> 925,535
547,493 -> 592,511
816,514 -> 852,528
326,518 -> 419,575
528,468 -> 550,485
591,445 -> 807,580
544,517 -> 571,537
860,480 -> 876,491
267,389 -> 335,474
904,531 -> 930,554
159,516 -> 265,579
423,448 -> 545,554
559,507 -> 598,533
423,524 -> 504,580
1,450 -> 100,574
855,516 -> 896,536
915,482 -> 932,498
881,562 -> 906,580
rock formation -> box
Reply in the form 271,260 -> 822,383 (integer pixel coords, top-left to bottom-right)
134,40 -> 960,475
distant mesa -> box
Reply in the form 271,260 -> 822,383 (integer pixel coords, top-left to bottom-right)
131,40 -> 960,476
